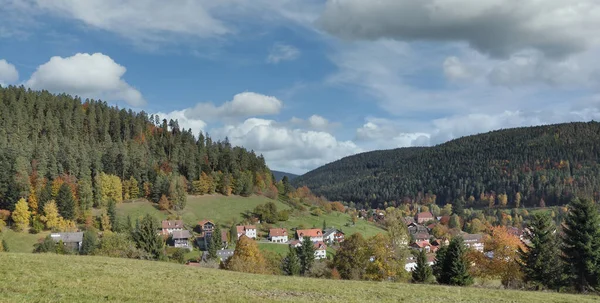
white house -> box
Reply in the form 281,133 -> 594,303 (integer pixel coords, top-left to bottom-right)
296,229 -> 323,243
462,233 -> 484,252
404,255 -> 435,272
236,225 -> 257,239
161,220 -> 184,235
269,228 -> 288,243
290,240 -> 327,260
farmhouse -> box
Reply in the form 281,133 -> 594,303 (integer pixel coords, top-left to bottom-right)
296,228 -> 323,242
268,228 -> 288,243
462,233 -> 485,252
236,225 -> 257,239
161,220 -> 184,235
198,220 -> 215,238
50,232 -> 83,252
171,230 -> 192,249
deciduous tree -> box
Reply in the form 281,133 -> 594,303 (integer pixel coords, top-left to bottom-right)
12,198 -> 30,232
227,235 -> 268,274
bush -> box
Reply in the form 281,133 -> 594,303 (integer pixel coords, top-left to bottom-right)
311,208 -> 323,217
277,210 -> 289,221
171,248 -> 187,264
31,217 -> 44,234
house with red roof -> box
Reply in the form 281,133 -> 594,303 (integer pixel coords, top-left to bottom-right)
290,240 -> 328,260
269,228 -> 288,243
161,220 -> 184,235
415,211 -> 434,224
236,225 -> 257,239
296,228 -> 323,242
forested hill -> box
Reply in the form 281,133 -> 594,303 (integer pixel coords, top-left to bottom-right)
0,86 -> 272,212
271,170 -> 298,181
293,122 -> 600,209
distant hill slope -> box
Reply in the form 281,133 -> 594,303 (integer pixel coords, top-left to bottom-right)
272,170 -> 299,181
1,253 -> 594,303
293,122 -> 600,209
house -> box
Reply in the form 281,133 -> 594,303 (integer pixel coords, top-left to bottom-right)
171,230 -> 192,249
408,222 -> 429,235
290,240 -> 327,260
198,220 -> 215,238
236,225 -> 257,239
161,220 -> 184,235
296,228 -> 323,242
462,233 -> 485,252
410,241 -> 439,254
405,254 -> 436,272
403,216 -> 416,225
323,228 -> 345,244
415,211 -> 434,224
50,232 -> 83,252
268,228 -> 288,243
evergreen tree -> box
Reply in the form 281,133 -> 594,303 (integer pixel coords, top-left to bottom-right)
561,198 -> 600,292
453,198 -> 465,217
81,230 -> 98,255
412,249 -> 433,283
132,214 -> 165,260
107,200 -> 117,231
56,183 -> 75,220
282,245 -> 301,276
322,220 -> 327,231
518,212 -> 563,290
230,224 -> 237,245
436,237 -> 473,286
298,236 -> 315,275
78,178 -> 94,212
208,225 -> 222,260
432,244 -> 447,281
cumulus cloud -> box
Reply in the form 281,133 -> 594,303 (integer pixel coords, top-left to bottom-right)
184,92 -> 282,121
26,53 -> 145,107
267,43 -> 300,64
290,114 -> 338,131
318,0 -> 600,58
154,110 -> 207,137
0,59 -> 18,85
213,118 -> 361,174
355,118 -> 430,150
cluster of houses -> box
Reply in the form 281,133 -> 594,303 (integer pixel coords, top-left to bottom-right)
158,219 -> 346,261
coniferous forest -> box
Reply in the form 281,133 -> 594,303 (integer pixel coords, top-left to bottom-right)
0,86 -> 273,216
294,122 -> 600,209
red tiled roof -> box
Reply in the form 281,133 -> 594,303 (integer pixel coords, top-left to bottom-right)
296,229 -> 322,238
236,225 -> 256,234
162,220 -> 184,230
314,241 -> 327,250
269,228 -> 287,237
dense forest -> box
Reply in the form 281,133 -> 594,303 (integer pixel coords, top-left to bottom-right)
0,86 -> 273,216
294,122 -> 600,209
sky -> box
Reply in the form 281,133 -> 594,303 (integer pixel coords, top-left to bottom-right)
1,0 -> 600,174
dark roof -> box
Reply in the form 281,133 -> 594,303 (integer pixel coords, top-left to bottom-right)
462,233 -> 484,242
50,232 -> 83,243
161,220 -> 184,230
171,230 -> 192,239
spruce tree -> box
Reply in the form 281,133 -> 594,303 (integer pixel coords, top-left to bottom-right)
107,200 -> 117,231
282,245 -> 301,276
298,236 -> 315,275
208,225 -> 221,260
230,224 -> 237,245
437,237 -> 473,286
518,212 -> 563,290
132,214 -> 165,260
56,183 -> 75,220
81,230 -> 98,255
412,249 -> 433,283
561,198 -> 600,292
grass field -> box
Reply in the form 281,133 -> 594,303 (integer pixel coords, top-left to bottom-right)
1,229 -> 49,253
1,253 -> 597,303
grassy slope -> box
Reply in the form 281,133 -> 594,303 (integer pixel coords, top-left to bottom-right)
1,229 -> 49,253
1,253 -> 596,303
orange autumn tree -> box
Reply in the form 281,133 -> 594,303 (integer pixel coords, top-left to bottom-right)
227,235 -> 269,274
477,226 -> 525,288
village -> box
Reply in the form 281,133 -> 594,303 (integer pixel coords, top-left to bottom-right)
46,209 -> 515,272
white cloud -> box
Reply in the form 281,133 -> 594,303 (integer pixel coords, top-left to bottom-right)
290,114 -> 338,131
355,118 -> 430,150
0,59 -> 18,85
26,53 -> 145,107
443,56 -> 477,81
154,110 -> 206,137
267,43 -> 300,64
213,118 -> 361,174
318,0 -> 600,58
184,92 -> 282,121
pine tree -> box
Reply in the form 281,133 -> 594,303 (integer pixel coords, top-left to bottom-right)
208,225 -> 221,260
282,245 -> 301,276
12,198 -> 31,232
107,199 -> 117,231
132,214 -> 165,260
77,178 -> 94,212
81,230 -> 98,255
437,237 -> 473,286
412,249 -> 433,283
298,236 -> 315,275
518,212 -> 563,290
56,183 -> 75,220
561,198 -> 600,292
230,224 -> 238,245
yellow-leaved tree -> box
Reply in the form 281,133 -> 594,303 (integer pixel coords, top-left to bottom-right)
58,218 -> 78,232
41,200 -> 61,231
12,198 -> 31,232
28,187 -> 38,215
227,235 -> 269,274
364,233 -> 403,281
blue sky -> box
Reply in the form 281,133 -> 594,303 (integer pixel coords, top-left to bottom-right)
1,0 -> 600,174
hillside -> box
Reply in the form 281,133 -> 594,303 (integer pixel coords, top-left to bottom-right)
1,253 -> 595,303
293,122 -> 600,209
272,170 -> 299,181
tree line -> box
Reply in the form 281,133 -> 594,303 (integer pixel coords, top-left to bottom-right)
294,122 -> 600,210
